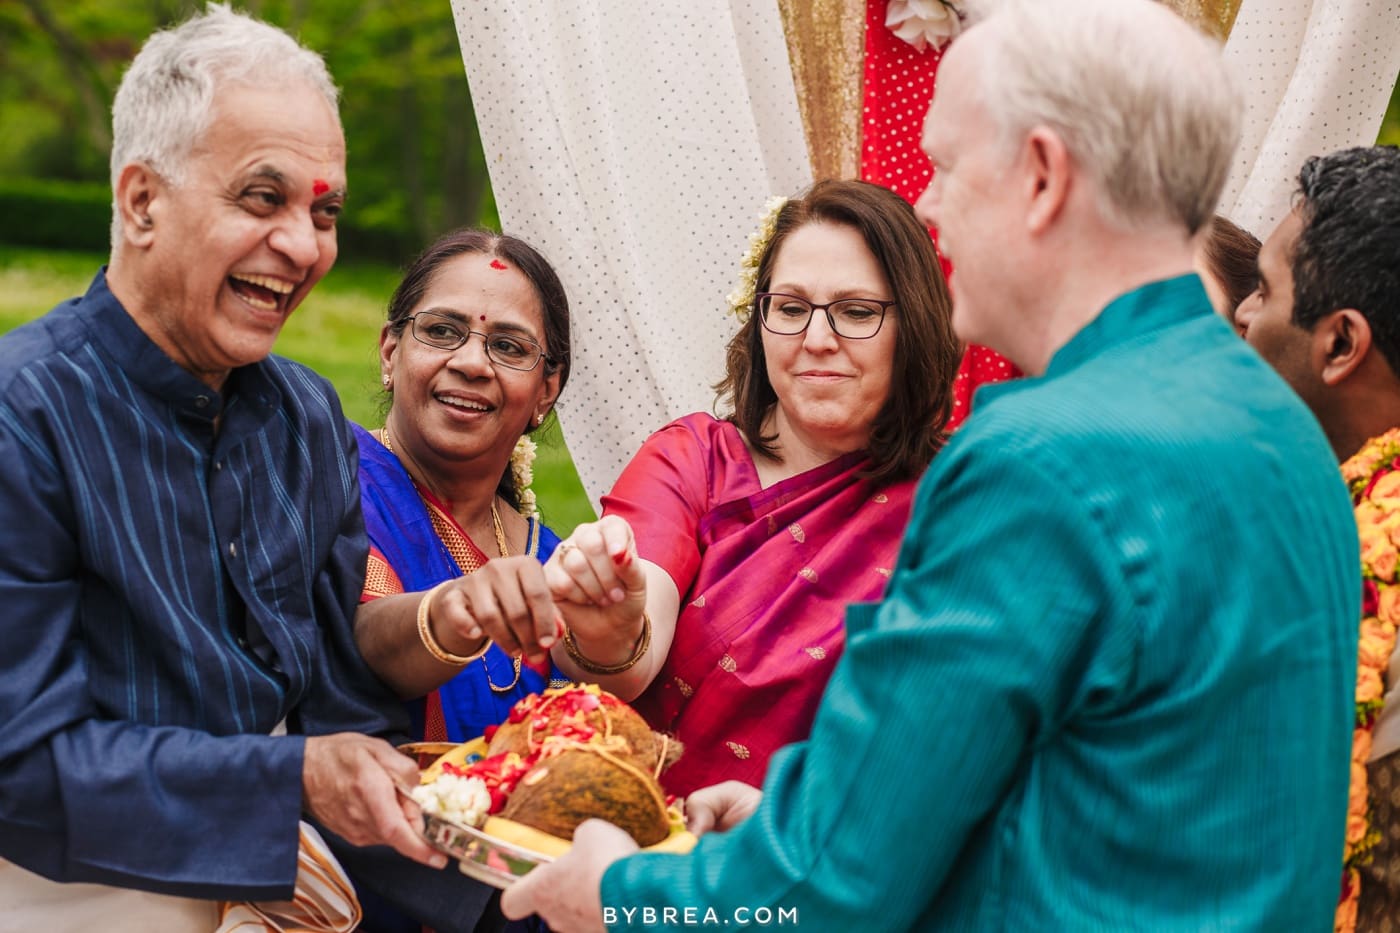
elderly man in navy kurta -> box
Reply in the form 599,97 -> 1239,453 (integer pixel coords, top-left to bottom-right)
0,7 -> 487,929
503,2 -> 1359,930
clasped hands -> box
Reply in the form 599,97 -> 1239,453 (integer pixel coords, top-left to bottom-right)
421,514 -> 650,676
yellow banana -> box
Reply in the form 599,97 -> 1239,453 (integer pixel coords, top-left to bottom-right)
419,737 -> 489,784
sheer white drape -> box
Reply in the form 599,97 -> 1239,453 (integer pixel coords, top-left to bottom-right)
452,0 -> 810,507
1221,0 -> 1400,236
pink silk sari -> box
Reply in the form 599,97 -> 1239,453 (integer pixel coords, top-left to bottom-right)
602,413 -> 918,795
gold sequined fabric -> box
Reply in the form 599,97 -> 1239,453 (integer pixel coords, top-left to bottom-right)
1358,750 -> 1400,930
777,0 -> 864,180
1160,0 -> 1243,40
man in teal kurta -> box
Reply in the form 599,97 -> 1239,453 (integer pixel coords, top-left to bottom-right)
503,1 -> 1358,929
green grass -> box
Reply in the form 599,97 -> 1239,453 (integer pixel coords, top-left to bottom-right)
0,245 -> 596,534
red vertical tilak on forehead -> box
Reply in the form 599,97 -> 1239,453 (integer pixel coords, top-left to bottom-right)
313,179 -> 330,196
490,259 -> 508,270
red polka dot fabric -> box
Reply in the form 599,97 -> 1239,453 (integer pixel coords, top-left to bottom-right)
860,0 -> 1019,432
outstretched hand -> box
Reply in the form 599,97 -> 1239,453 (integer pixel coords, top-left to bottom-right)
427,555 -> 561,673
501,818 -> 637,932
545,516 -> 649,663
302,733 -> 446,869
685,781 -> 762,836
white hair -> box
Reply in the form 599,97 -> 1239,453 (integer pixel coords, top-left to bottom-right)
109,3 -> 340,243
963,0 -> 1240,235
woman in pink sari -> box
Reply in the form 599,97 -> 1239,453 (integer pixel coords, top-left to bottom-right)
543,180 -> 961,794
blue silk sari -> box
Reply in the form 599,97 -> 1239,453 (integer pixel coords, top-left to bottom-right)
353,423 -> 562,742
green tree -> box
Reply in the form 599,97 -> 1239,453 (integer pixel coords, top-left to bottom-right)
1,0 -> 494,259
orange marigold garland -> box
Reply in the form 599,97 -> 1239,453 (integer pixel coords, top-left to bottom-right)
1337,428 -> 1400,932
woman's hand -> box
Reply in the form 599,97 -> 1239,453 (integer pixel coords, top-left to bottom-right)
427,555 -> 561,672
544,516 -> 649,666
684,781 -> 762,836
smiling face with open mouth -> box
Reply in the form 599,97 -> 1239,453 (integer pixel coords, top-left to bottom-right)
125,78 -> 346,389
380,251 -> 561,491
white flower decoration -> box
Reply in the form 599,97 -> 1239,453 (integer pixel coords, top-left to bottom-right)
511,434 -> 539,518
727,196 -> 789,322
885,0 -> 963,52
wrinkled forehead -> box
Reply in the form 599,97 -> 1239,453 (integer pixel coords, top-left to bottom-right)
196,79 -> 346,175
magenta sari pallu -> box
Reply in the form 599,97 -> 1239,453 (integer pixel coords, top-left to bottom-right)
603,413 -> 916,795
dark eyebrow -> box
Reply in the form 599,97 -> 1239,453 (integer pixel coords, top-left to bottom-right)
419,309 -> 540,340
421,307 -> 470,324
242,165 -> 288,186
240,165 -> 346,200
1253,261 -> 1270,292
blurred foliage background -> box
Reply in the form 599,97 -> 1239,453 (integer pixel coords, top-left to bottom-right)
0,0 -> 496,259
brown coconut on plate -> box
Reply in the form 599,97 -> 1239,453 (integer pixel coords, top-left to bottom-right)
500,745 -> 673,846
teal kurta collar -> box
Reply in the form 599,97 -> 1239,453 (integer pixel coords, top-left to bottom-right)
968,274 -> 1213,412
1045,273 -> 1211,378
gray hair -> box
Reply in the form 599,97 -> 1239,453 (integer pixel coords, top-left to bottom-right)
964,0 -> 1240,235
109,2 -> 340,244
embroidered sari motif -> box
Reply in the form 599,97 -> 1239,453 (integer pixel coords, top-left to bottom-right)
354,424 -> 560,743
605,414 -> 917,795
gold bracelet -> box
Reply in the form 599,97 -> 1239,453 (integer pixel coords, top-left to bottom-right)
563,613 -> 651,675
417,580 -> 490,666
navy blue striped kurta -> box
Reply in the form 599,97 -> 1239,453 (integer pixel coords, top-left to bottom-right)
0,272 -> 399,898
604,275 -> 1359,930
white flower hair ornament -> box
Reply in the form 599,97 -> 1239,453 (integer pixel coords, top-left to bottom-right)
726,195 -> 789,323
885,0 -> 964,52
510,434 -> 539,518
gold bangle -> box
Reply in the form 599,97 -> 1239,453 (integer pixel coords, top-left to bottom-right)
417,581 -> 489,666
563,613 -> 651,675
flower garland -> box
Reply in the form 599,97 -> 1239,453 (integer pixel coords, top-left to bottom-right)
726,195 -> 788,321
885,0 -> 964,52
511,434 -> 539,518
1337,427 -> 1400,933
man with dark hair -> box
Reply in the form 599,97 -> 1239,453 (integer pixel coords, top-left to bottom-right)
1237,143 -> 1400,930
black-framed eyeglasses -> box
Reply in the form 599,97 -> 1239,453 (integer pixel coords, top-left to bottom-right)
755,292 -> 896,339
407,310 -> 554,372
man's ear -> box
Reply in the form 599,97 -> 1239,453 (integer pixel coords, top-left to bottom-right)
114,163 -> 160,249
1316,308 -> 1372,387
1024,126 -> 1072,235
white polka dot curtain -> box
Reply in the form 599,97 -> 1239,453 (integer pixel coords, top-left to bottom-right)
451,0 -> 811,508
1220,0 -> 1400,238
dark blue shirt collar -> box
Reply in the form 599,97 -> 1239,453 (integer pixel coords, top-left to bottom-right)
82,269 -> 281,426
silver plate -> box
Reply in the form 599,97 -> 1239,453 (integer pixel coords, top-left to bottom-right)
419,811 -> 554,889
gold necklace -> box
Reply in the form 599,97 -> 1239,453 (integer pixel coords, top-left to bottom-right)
383,424 -> 523,693
486,499 -> 523,693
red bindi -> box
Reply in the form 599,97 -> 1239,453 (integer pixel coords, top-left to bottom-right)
480,315 -> 487,322
312,179 -> 330,196
489,259 -> 508,270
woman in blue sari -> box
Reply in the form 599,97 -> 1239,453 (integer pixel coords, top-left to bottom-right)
352,228 -> 575,743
